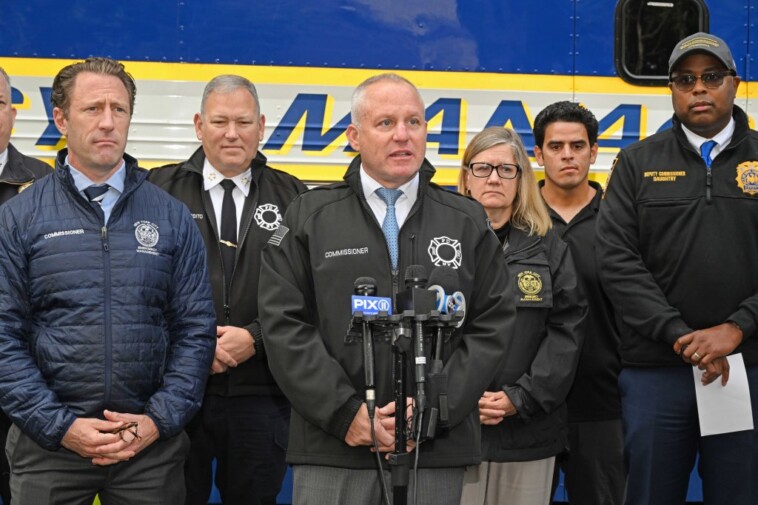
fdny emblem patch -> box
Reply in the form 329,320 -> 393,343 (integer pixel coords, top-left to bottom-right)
254,203 -> 283,231
427,236 -> 462,269
735,161 -> 758,196
517,270 -> 543,302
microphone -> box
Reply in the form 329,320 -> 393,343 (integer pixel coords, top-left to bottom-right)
395,265 -> 436,415
427,266 -> 459,314
352,277 -> 389,417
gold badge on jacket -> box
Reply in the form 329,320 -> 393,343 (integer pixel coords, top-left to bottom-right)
517,270 -> 543,302
736,161 -> 758,196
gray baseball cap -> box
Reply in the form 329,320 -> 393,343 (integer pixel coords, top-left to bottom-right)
668,32 -> 737,75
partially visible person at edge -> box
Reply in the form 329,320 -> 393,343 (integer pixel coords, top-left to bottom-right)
597,32 -> 758,504
533,101 -> 626,505
0,57 -> 216,504
0,65 -> 52,505
457,126 -> 586,505
149,74 -> 307,505
258,73 -> 516,504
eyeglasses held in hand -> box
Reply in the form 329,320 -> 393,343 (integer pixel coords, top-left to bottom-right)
670,71 -> 735,92
468,162 -> 521,179
104,421 -> 141,444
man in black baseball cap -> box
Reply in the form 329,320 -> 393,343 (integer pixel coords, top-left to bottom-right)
668,31 -> 737,76
597,30 -> 758,505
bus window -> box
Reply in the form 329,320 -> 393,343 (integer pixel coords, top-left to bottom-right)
615,0 -> 708,86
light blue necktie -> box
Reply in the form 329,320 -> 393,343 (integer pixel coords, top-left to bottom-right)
376,188 -> 402,269
700,140 -> 717,168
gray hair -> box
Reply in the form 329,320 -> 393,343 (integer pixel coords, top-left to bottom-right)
0,67 -> 10,92
350,73 -> 424,125
201,75 -> 261,118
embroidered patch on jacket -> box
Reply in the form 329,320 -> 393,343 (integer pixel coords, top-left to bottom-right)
268,225 -> 289,246
254,203 -> 283,231
427,236 -> 462,269
643,171 -> 686,182
134,220 -> 160,255
517,270 -> 543,302
736,161 -> 758,195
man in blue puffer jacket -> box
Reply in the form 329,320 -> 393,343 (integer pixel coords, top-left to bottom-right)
0,57 -> 216,504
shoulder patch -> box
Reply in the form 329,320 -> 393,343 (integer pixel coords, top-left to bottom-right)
736,161 -> 758,196
268,225 -> 289,246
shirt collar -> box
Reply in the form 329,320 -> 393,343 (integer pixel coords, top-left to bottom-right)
682,117 -> 735,152
202,158 -> 252,197
66,155 -> 126,194
359,165 -> 419,200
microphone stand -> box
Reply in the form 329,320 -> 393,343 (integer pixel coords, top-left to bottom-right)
389,315 -> 411,505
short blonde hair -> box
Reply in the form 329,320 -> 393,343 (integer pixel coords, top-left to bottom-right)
458,127 -> 551,236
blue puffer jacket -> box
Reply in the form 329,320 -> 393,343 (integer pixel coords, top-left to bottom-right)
0,150 -> 216,451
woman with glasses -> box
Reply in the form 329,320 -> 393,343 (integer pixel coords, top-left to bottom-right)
457,127 -> 586,505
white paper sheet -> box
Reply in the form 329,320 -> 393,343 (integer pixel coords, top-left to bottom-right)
695,353 -> 754,436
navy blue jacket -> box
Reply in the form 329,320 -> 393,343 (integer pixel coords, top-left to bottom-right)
0,150 -> 216,450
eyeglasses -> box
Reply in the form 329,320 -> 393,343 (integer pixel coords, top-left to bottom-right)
105,421 -> 141,444
468,162 -> 521,179
670,71 -> 735,92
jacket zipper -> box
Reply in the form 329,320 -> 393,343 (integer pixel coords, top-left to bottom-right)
101,224 -> 113,404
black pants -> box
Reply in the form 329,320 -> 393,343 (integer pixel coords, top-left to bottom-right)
184,394 -> 290,505
0,412 -> 10,505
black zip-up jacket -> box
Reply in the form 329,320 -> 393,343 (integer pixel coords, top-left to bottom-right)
597,106 -> 758,367
544,181 -> 621,422
481,227 -> 586,462
148,148 -> 307,396
258,156 -> 516,468
0,144 -> 52,204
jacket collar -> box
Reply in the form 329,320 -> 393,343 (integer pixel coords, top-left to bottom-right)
54,148 -> 147,194
182,146 -> 269,186
503,226 -> 542,260
342,155 -> 436,198
672,105 -> 749,153
2,144 -> 40,184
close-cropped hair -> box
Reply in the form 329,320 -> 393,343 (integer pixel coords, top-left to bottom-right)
51,57 -> 136,116
458,126 -> 552,237
0,67 -> 10,92
201,74 -> 261,118
533,100 -> 598,148
350,73 -> 424,125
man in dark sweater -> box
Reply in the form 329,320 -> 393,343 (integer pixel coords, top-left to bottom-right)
534,101 -> 625,505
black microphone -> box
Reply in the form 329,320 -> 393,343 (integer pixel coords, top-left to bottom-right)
354,277 -> 379,416
395,265 -> 436,414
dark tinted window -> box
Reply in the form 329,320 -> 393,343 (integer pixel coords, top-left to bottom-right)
615,0 -> 708,86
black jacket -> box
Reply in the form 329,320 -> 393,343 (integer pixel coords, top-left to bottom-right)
597,106 -> 758,367
544,181 -> 621,422
148,148 -> 307,396
481,227 -> 586,462
258,156 -> 516,468
0,144 -> 52,205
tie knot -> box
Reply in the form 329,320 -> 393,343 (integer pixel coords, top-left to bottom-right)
700,140 -> 717,166
376,187 -> 402,207
83,184 -> 110,202
220,179 -> 236,192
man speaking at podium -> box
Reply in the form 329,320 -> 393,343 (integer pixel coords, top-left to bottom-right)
259,73 -> 515,504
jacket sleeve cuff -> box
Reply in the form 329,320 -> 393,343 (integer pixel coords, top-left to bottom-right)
728,311 -> 755,341
662,319 -> 694,346
502,385 -> 535,422
329,395 -> 363,441
245,320 -> 265,360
